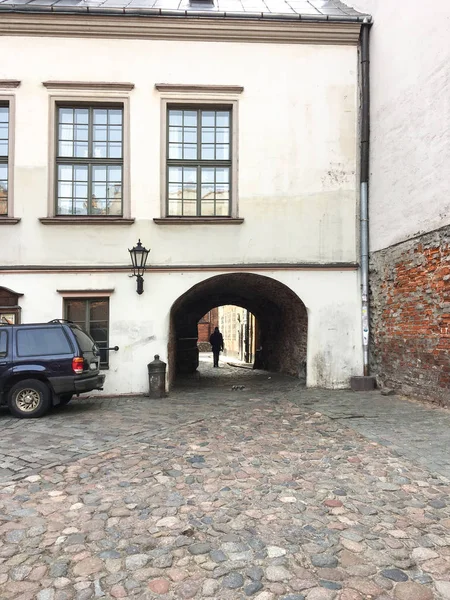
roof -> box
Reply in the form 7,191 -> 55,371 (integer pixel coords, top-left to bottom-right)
0,0 -> 371,22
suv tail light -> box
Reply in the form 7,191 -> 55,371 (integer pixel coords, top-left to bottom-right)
72,357 -> 84,374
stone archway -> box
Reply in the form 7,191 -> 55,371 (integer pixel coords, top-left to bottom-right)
168,273 -> 308,385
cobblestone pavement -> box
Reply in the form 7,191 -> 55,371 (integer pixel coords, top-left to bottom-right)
1,362 -> 450,599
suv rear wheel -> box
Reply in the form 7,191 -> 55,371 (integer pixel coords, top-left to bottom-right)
8,379 -> 51,418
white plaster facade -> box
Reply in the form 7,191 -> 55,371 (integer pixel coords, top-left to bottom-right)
350,0 -> 450,252
0,18 -> 365,392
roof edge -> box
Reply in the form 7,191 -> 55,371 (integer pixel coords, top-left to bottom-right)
0,11 -> 365,44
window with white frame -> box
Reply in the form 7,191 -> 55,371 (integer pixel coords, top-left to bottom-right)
0,104 -> 9,216
166,106 -> 232,217
56,105 -> 123,216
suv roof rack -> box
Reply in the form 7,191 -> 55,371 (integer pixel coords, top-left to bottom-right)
47,319 -> 74,324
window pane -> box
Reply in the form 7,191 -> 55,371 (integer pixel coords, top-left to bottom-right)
217,111 -> 230,126
184,111 -> 197,127
92,199 -> 107,215
75,183 -> 88,199
169,144 -> 182,160
93,143 -> 107,158
201,168 -> 215,183
75,142 -> 89,158
58,164 -> 73,180
184,129 -> 197,144
216,168 -> 229,183
215,200 -> 230,216
90,299 -> 108,322
216,145 -> 229,160
94,126 -> 107,141
109,127 -> 122,142
169,110 -> 182,126
74,165 -> 88,182
109,110 -> 122,125
75,125 -> 88,141
59,108 -> 74,124
57,199 -> 73,215
0,123 -> 9,141
201,145 -> 214,160
183,183 -> 196,199
201,184 -> 214,199
169,127 -> 182,143
74,202 -> 87,215
107,200 -> 122,216
216,128 -> 229,144
168,199 -> 182,216
216,184 -> 229,199
0,140 -> 8,156
93,183 -> 106,199
202,111 -> 215,127
183,167 -> 197,184
201,200 -> 215,216
93,109 -> 107,124
183,200 -> 197,216
59,141 -> 73,157
183,145 -> 197,160
202,129 -> 214,144
108,166 -> 122,183
168,167 -> 182,183
17,328 -> 72,357
59,124 -> 74,141
168,184 -> 182,199
58,182 -> 72,198
108,143 -> 122,159
75,109 -> 89,124
93,166 -> 107,181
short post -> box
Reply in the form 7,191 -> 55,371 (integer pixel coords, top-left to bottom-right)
147,355 -> 166,398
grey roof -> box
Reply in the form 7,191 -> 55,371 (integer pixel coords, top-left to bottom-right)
0,0 -> 371,22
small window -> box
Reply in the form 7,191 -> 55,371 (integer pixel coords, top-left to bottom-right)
56,105 -> 123,216
0,103 -> 9,216
0,330 -> 7,357
167,107 -> 232,217
65,298 -> 109,368
16,328 -> 72,357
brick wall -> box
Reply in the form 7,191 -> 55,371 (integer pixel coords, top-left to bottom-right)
370,226 -> 450,406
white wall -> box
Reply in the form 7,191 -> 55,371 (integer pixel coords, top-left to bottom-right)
0,35 -> 359,266
350,0 -> 450,252
2,270 -> 363,392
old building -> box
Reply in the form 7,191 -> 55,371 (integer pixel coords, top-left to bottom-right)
350,0 -> 450,405
0,0 -> 370,394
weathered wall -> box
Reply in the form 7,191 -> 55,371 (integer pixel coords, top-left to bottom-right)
350,0 -> 450,252
0,35 -> 358,266
370,226 -> 450,406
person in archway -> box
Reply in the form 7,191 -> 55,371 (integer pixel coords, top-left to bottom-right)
209,326 -> 224,368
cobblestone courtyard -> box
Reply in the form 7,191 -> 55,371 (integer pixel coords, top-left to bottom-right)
1,361 -> 450,599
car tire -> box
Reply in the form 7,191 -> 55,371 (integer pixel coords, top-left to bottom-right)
8,379 -> 52,419
59,393 -> 73,405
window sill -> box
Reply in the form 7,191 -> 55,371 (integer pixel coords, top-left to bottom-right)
0,217 -> 21,225
40,217 -> 135,225
153,217 -> 244,225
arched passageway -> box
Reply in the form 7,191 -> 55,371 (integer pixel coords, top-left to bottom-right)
168,273 -> 308,385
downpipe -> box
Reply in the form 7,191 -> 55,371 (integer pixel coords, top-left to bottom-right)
360,20 -> 371,378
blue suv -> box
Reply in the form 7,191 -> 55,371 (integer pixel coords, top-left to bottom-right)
0,321 -> 105,418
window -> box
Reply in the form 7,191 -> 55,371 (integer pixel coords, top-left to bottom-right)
64,298 -> 109,367
56,106 -> 123,216
0,330 -> 7,357
0,286 -> 22,324
167,107 -> 232,217
0,104 -> 8,216
16,328 -> 72,357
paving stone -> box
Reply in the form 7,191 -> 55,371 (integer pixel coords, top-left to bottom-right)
188,542 -> 212,555
311,555 -> 338,569
380,568 -> 409,582
265,565 -> 292,582
245,581 -> 264,596
435,580 -> 450,599
148,578 -> 170,594
223,571 -> 244,588
393,581 -> 434,600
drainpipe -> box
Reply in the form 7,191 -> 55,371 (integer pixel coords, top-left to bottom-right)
351,17 -> 376,391
360,20 -> 371,376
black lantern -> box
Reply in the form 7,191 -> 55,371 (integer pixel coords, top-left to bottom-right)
128,239 -> 150,295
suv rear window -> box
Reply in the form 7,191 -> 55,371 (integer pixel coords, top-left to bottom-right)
71,326 -> 95,353
16,327 -> 72,357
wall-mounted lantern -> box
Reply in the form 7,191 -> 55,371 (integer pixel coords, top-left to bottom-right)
128,239 -> 150,295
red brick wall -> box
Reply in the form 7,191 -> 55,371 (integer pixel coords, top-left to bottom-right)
370,227 -> 450,405
197,308 -> 220,344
